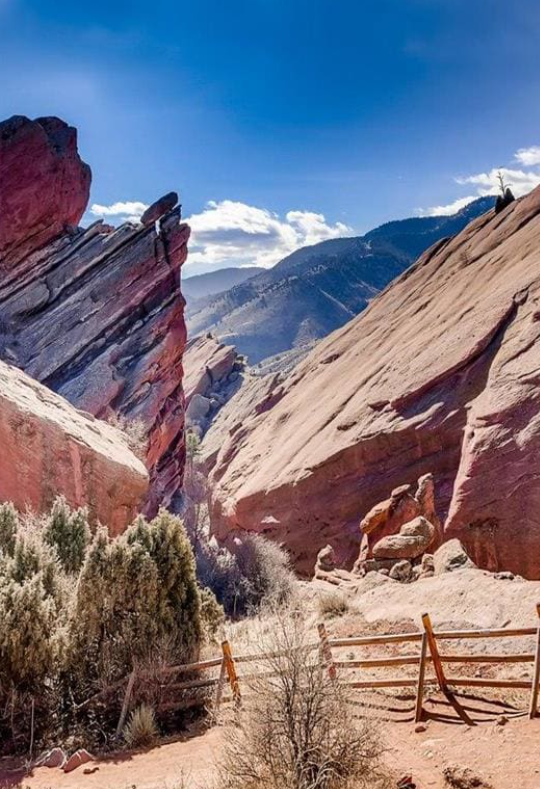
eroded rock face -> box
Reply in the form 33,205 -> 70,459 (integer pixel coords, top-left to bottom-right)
208,187 -> 540,578
0,115 -> 189,515
0,360 -> 148,532
0,116 -> 91,270
183,334 -> 246,439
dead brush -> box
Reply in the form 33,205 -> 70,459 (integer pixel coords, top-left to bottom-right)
218,610 -> 390,789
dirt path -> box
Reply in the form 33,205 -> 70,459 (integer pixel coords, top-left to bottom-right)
3,694 -> 540,788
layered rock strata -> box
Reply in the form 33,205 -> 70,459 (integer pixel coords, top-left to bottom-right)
0,115 -> 190,515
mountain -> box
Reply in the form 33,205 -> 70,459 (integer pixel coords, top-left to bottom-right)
205,187 -> 540,579
186,197 -> 495,365
183,266 -> 263,303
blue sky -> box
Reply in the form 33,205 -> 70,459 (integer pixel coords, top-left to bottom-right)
2,0 -> 540,273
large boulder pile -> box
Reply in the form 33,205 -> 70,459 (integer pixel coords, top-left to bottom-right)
183,334 -> 246,439
0,115 -> 190,515
0,359 -> 148,532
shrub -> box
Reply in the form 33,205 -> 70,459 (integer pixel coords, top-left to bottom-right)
0,575 -> 58,693
200,586 -> 225,641
0,503 -> 18,558
123,704 -> 159,749
318,590 -> 350,619
220,614 -> 387,789
107,412 -> 148,458
196,534 -> 295,618
70,510 -> 203,685
43,497 -> 91,574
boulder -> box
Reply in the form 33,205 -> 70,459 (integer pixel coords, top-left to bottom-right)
63,749 -> 95,774
434,539 -> 476,575
0,361 -> 148,534
34,747 -> 67,768
0,116 -> 190,515
315,544 -> 336,573
372,517 -> 436,560
140,191 -> 178,226
0,116 -> 91,269
186,393 -> 211,423
389,559 -> 412,582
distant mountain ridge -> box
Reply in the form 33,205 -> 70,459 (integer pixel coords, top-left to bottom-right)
183,266 -> 263,303
186,197 -> 495,365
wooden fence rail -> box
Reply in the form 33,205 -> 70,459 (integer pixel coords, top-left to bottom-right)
113,603 -> 540,733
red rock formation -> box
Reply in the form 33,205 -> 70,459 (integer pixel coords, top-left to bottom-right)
0,116 -> 91,270
207,187 -> 540,578
0,360 -> 148,532
0,115 -> 189,516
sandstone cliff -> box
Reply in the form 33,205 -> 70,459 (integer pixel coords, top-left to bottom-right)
0,359 -> 148,531
0,115 -> 189,513
207,187 -> 540,578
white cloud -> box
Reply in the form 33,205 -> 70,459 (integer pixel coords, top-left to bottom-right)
456,166 -> 540,198
418,145 -> 540,217
185,200 -> 351,269
417,195 -> 478,218
515,146 -> 540,167
90,201 -> 148,224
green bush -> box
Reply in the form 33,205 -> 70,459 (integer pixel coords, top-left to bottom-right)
0,503 -> 18,558
0,500 -> 207,753
70,510 -> 203,685
43,497 -> 91,574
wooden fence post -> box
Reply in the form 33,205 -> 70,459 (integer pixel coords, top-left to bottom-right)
213,657 -> 227,718
318,623 -> 337,681
116,669 -> 137,738
414,632 -> 428,723
422,613 -> 447,693
222,640 -> 241,707
529,604 -> 540,719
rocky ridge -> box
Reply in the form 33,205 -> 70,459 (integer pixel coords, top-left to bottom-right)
206,187 -> 540,579
0,115 -> 190,514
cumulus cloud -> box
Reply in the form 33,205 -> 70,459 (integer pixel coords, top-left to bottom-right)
186,200 -> 351,269
88,198 -> 351,270
90,201 -> 148,224
515,146 -> 540,167
418,145 -> 540,217
456,167 -> 540,197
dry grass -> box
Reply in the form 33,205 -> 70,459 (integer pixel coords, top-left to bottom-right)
123,704 -> 159,750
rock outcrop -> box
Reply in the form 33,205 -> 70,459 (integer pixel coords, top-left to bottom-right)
0,115 -> 189,515
0,116 -> 91,270
184,334 -> 245,438
207,186 -> 540,578
0,360 -> 148,532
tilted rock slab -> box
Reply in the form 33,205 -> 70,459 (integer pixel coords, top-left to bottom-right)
0,360 -> 147,533
0,116 -> 91,270
0,115 -> 189,514
208,186 -> 540,578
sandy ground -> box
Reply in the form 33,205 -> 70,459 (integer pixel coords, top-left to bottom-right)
3,702 -> 540,789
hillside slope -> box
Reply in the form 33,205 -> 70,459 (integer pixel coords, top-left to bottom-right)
187,198 -> 494,364
183,266 -> 263,303
207,187 -> 540,578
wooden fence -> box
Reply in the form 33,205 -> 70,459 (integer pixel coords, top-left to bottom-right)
115,603 -> 540,733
